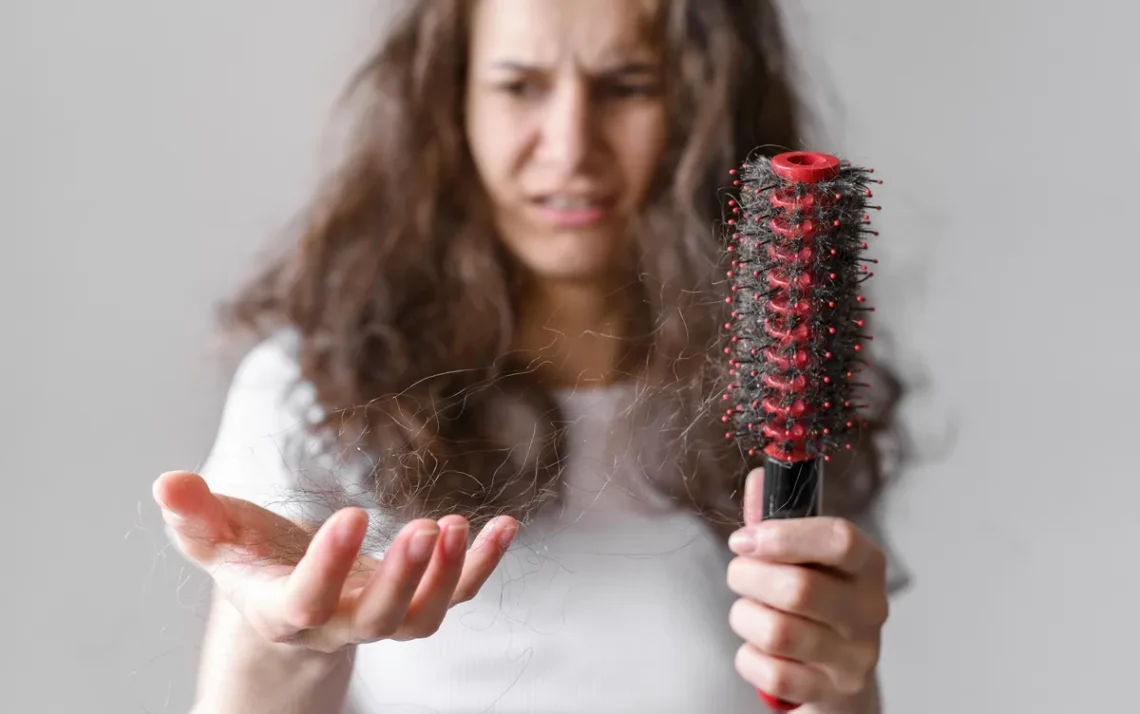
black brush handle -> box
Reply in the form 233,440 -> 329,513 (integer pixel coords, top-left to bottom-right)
756,456 -> 823,712
761,457 -> 823,520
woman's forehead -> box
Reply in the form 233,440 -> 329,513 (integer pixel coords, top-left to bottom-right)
469,0 -> 662,68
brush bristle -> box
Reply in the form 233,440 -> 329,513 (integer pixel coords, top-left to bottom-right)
720,151 -> 881,464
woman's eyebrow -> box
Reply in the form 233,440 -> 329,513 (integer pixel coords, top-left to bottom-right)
488,59 -> 659,77
598,61 -> 658,77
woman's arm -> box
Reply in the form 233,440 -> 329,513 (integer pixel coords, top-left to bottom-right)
191,589 -> 355,714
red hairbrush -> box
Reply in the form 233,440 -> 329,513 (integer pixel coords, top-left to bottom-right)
721,150 -> 880,711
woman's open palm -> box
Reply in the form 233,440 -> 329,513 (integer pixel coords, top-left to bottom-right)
153,470 -> 518,653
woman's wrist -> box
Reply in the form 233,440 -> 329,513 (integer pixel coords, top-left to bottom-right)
800,676 -> 880,714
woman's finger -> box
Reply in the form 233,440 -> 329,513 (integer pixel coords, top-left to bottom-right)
348,519 -> 440,642
731,518 -> 879,577
726,557 -> 849,633
401,515 -> 471,636
734,643 -> 827,706
450,516 -> 518,605
153,471 -> 234,563
729,598 -> 846,668
281,508 -> 369,630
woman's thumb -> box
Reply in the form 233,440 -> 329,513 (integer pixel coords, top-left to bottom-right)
743,467 -> 765,527
153,470 -> 234,562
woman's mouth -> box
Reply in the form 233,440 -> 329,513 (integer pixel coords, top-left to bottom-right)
531,194 -> 614,228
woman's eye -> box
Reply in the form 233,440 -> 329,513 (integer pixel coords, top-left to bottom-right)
601,82 -> 658,99
499,80 -> 542,98
494,78 -> 658,101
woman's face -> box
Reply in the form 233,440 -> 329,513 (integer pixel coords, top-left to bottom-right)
464,0 -> 667,285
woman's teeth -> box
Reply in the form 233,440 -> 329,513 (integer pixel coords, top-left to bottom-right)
541,196 -> 601,210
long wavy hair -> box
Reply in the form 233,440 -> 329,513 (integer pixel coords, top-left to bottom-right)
222,0 -> 908,537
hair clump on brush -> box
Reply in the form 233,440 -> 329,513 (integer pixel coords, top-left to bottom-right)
722,150 -> 883,467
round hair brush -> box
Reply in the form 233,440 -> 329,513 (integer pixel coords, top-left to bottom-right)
720,150 -> 880,711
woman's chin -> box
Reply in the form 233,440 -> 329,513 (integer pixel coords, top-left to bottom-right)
524,257 -> 617,285
510,236 -> 629,285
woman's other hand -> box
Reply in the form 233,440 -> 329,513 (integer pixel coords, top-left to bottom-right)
154,470 -> 517,653
726,469 -> 888,710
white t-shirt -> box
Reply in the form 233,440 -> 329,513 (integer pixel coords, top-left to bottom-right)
198,334 -> 904,713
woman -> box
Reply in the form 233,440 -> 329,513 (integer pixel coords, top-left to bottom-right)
155,0 -> 907,712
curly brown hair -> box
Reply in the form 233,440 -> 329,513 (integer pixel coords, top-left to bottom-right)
221,0 -> 908,538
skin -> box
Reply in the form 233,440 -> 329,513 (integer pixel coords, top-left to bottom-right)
156,1 -> 889,711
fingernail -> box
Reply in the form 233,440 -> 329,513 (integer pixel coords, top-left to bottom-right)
471,520 -> 496,550
337,517 -> 362,548
443,522 -> 469,557
497,523 -> 518,551
728,530 -> 757,555
408,527 -> 439,563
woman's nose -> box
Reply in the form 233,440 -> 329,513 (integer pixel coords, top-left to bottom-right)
537,82 -> 596,172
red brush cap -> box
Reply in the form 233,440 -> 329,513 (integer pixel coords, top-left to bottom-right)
770,152 -> 841,184
758,689 -> 800,711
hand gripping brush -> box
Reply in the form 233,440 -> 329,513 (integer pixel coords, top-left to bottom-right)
721,150 -> 881,711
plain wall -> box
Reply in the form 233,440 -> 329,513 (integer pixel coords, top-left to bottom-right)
1,1 -> 1136,712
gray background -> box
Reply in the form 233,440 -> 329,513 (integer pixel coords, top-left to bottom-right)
1,1 -> 1136,712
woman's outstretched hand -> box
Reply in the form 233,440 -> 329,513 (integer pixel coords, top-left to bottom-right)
154,470 -> 518,653
726,470 -> 888,711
